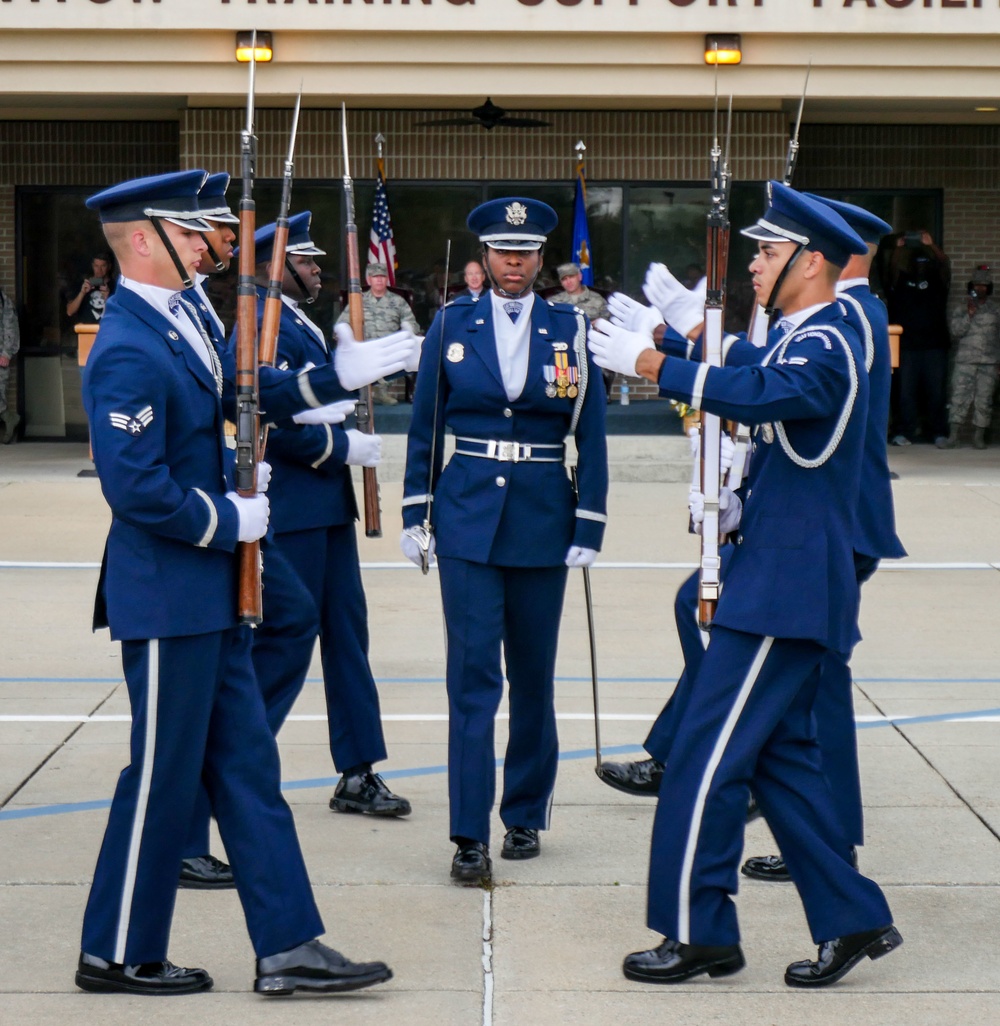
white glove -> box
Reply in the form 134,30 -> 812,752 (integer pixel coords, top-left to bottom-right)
643,263 -> 706,338
345,429 -> 382,467
689,429 -> 733,473
607,292 -> 665,337
256,460 -> 271,494
588,318 -> 655,378
332,323 -> 418,391
400,526 -> 436,568
225,492 -> 270,543
404,335 -> 425,374
292,399 -> 357,425
689,486 -> 742,536
565,545 -> 598,568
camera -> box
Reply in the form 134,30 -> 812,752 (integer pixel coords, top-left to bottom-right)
88,276 -> 105,287
903,231 -> 924,247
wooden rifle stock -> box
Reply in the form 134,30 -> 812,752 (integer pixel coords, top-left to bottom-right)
235,188 -> 262,624
341,104 -> 381,538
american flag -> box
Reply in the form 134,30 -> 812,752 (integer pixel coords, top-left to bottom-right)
368,157 -> 397,286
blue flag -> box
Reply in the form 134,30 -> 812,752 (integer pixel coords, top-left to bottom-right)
571,166 -> 593,286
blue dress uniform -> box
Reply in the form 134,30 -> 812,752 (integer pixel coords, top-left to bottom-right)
229,214 -> 393,786
402,198 -> 608,853
620,187 -> 897,973
79,173 -> 323,969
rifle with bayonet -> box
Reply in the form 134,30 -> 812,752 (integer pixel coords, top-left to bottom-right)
341,102 -> 382,538
698,76 -> 733,631
257,88 -> 302,452
726,62 -> 812,493
235,34 -> 262,625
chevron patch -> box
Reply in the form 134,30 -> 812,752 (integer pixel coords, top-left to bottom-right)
109,405 -> 154,436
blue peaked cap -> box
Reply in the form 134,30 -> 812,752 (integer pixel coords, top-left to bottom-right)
467,197 -> 558,251
741,181 -> 867,268
803,194 -> 892,245
199,172 -> 240,226
252,211 -> 326,264
86,170 -> 212,230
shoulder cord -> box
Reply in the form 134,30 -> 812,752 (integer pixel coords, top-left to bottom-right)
837,293 -> 874,373
568,310 -> 589,435
760,326 -> 859,470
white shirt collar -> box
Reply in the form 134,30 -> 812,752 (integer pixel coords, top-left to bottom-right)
778,302 -> 829,332
836,277 -> 868,294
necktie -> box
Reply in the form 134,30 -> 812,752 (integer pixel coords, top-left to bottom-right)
503,300 -> 522,324
169,293 -> 224,396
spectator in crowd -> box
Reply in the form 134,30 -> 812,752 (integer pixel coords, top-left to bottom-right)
66,253 -> 114,326
941,263 -> 1000,449
462,260 -> 486,299
884,230 -> 950,445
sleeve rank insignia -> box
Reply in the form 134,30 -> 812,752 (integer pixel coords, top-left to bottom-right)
109,405 -> 154,436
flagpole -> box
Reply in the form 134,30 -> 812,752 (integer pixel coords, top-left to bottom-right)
571,139 -> 593,287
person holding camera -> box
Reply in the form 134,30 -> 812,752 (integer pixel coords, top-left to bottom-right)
940,264 -> 1000,449
885,230 -> 951,446
66,253 -> 114,325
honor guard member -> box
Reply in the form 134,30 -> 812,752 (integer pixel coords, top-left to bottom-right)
400,197 -> 609,885
601,200 -> 907,886
236,211 -> 416,818
590,184 -> 902,988
176,175 -> 359,889
77,171 -> 392,996
336,260 -> 420,404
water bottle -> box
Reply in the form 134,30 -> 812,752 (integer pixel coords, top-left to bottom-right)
620,380 -> 630,406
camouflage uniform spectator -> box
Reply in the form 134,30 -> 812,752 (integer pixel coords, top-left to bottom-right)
941,264 -> 1000,449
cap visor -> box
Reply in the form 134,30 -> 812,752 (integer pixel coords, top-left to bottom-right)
163,215 -> 214,231
484,240 -> 543,252
204,211 -> 240,226
740,224 -> 793,244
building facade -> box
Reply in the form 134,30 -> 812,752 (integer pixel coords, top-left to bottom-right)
3,0 -> 1000,430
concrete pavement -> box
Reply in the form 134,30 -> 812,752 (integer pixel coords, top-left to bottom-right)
1,440 -> 1000,1024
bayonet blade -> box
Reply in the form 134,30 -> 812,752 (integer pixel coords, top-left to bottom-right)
286,87 -> 302,167
340,102 -> 351,181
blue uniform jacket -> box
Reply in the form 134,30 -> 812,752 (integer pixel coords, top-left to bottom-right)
83,287 -> 241,641
656,303 -> 869,652
237,291 -> 356,533
836,284 -> 906,561
403,295 -> 608,566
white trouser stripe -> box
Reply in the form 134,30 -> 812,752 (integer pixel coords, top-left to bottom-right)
114,638 -> 160,963
677,635 -> 773,944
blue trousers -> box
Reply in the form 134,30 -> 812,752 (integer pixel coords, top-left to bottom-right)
646,625 -> 893,947
255,524 -> 387,771
437,556 -> 568,845
82,628 -> 323,963
645,546 -> 870,847
183,541 -> 319,859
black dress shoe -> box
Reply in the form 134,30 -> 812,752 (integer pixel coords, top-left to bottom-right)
743,845 -> 858,882
785,925 -> 902,987
178,853 -> 235,889
623,938 -> 745,984
501,826 -> 540,860
255,938 -> 392,996
75,952 -> 213,995
741,853 -> 790,881
450,840 -> 492,886
597,757 -> 664,796
329,770 -> 412,817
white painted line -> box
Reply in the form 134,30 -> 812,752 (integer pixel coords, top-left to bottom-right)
482,890 -> 494,1026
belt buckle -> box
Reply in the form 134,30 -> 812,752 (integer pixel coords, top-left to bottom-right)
496,440 -> 518,462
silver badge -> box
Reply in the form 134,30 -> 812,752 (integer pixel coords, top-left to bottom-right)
446,343 -> 465,363
552,342 -> 568,351
761,423 -> 774,444
505,202 -> 528,226
168,331 -> 180,341
545,383 -> 558,398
